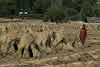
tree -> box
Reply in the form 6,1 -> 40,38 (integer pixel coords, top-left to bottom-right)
64,8 -> 79,21
64,8 -> 78,17
0,0 -> 16,17
72,0 -> 84,12
95,6 -> 100,17
0,0 -> 8,17
63,0 -> 73,8
45,6 -> 65,22
32,0 -> 51,14
79,0 -> 96,22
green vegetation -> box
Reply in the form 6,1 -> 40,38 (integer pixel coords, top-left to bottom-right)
0,0 -> 16,17
95,5 -> 100,17
0,0 -> 99,22
44,6 -> 65,22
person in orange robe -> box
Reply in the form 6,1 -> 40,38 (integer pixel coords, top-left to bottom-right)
80,24 -> 87,45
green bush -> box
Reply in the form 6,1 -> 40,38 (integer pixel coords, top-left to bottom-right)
63,17 -> 70,22
0,0 -> 16,17
64,8 -> 78,21
64,8 -> 78,17
43,16 -> 48,22
44,6 -> 65,23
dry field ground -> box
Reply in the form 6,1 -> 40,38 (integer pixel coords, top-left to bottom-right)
0,18 -> 23,22
0,19 -> 100,67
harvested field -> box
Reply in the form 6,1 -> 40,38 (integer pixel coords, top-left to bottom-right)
0,19 -> 100,67
0,18 -> 23,22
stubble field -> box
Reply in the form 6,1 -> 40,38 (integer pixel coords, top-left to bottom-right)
0,19 -> 100,67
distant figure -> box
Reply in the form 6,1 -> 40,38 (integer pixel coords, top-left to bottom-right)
80,24 -> 87,45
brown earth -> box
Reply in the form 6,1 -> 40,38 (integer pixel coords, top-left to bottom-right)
0,18 -> 23,22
